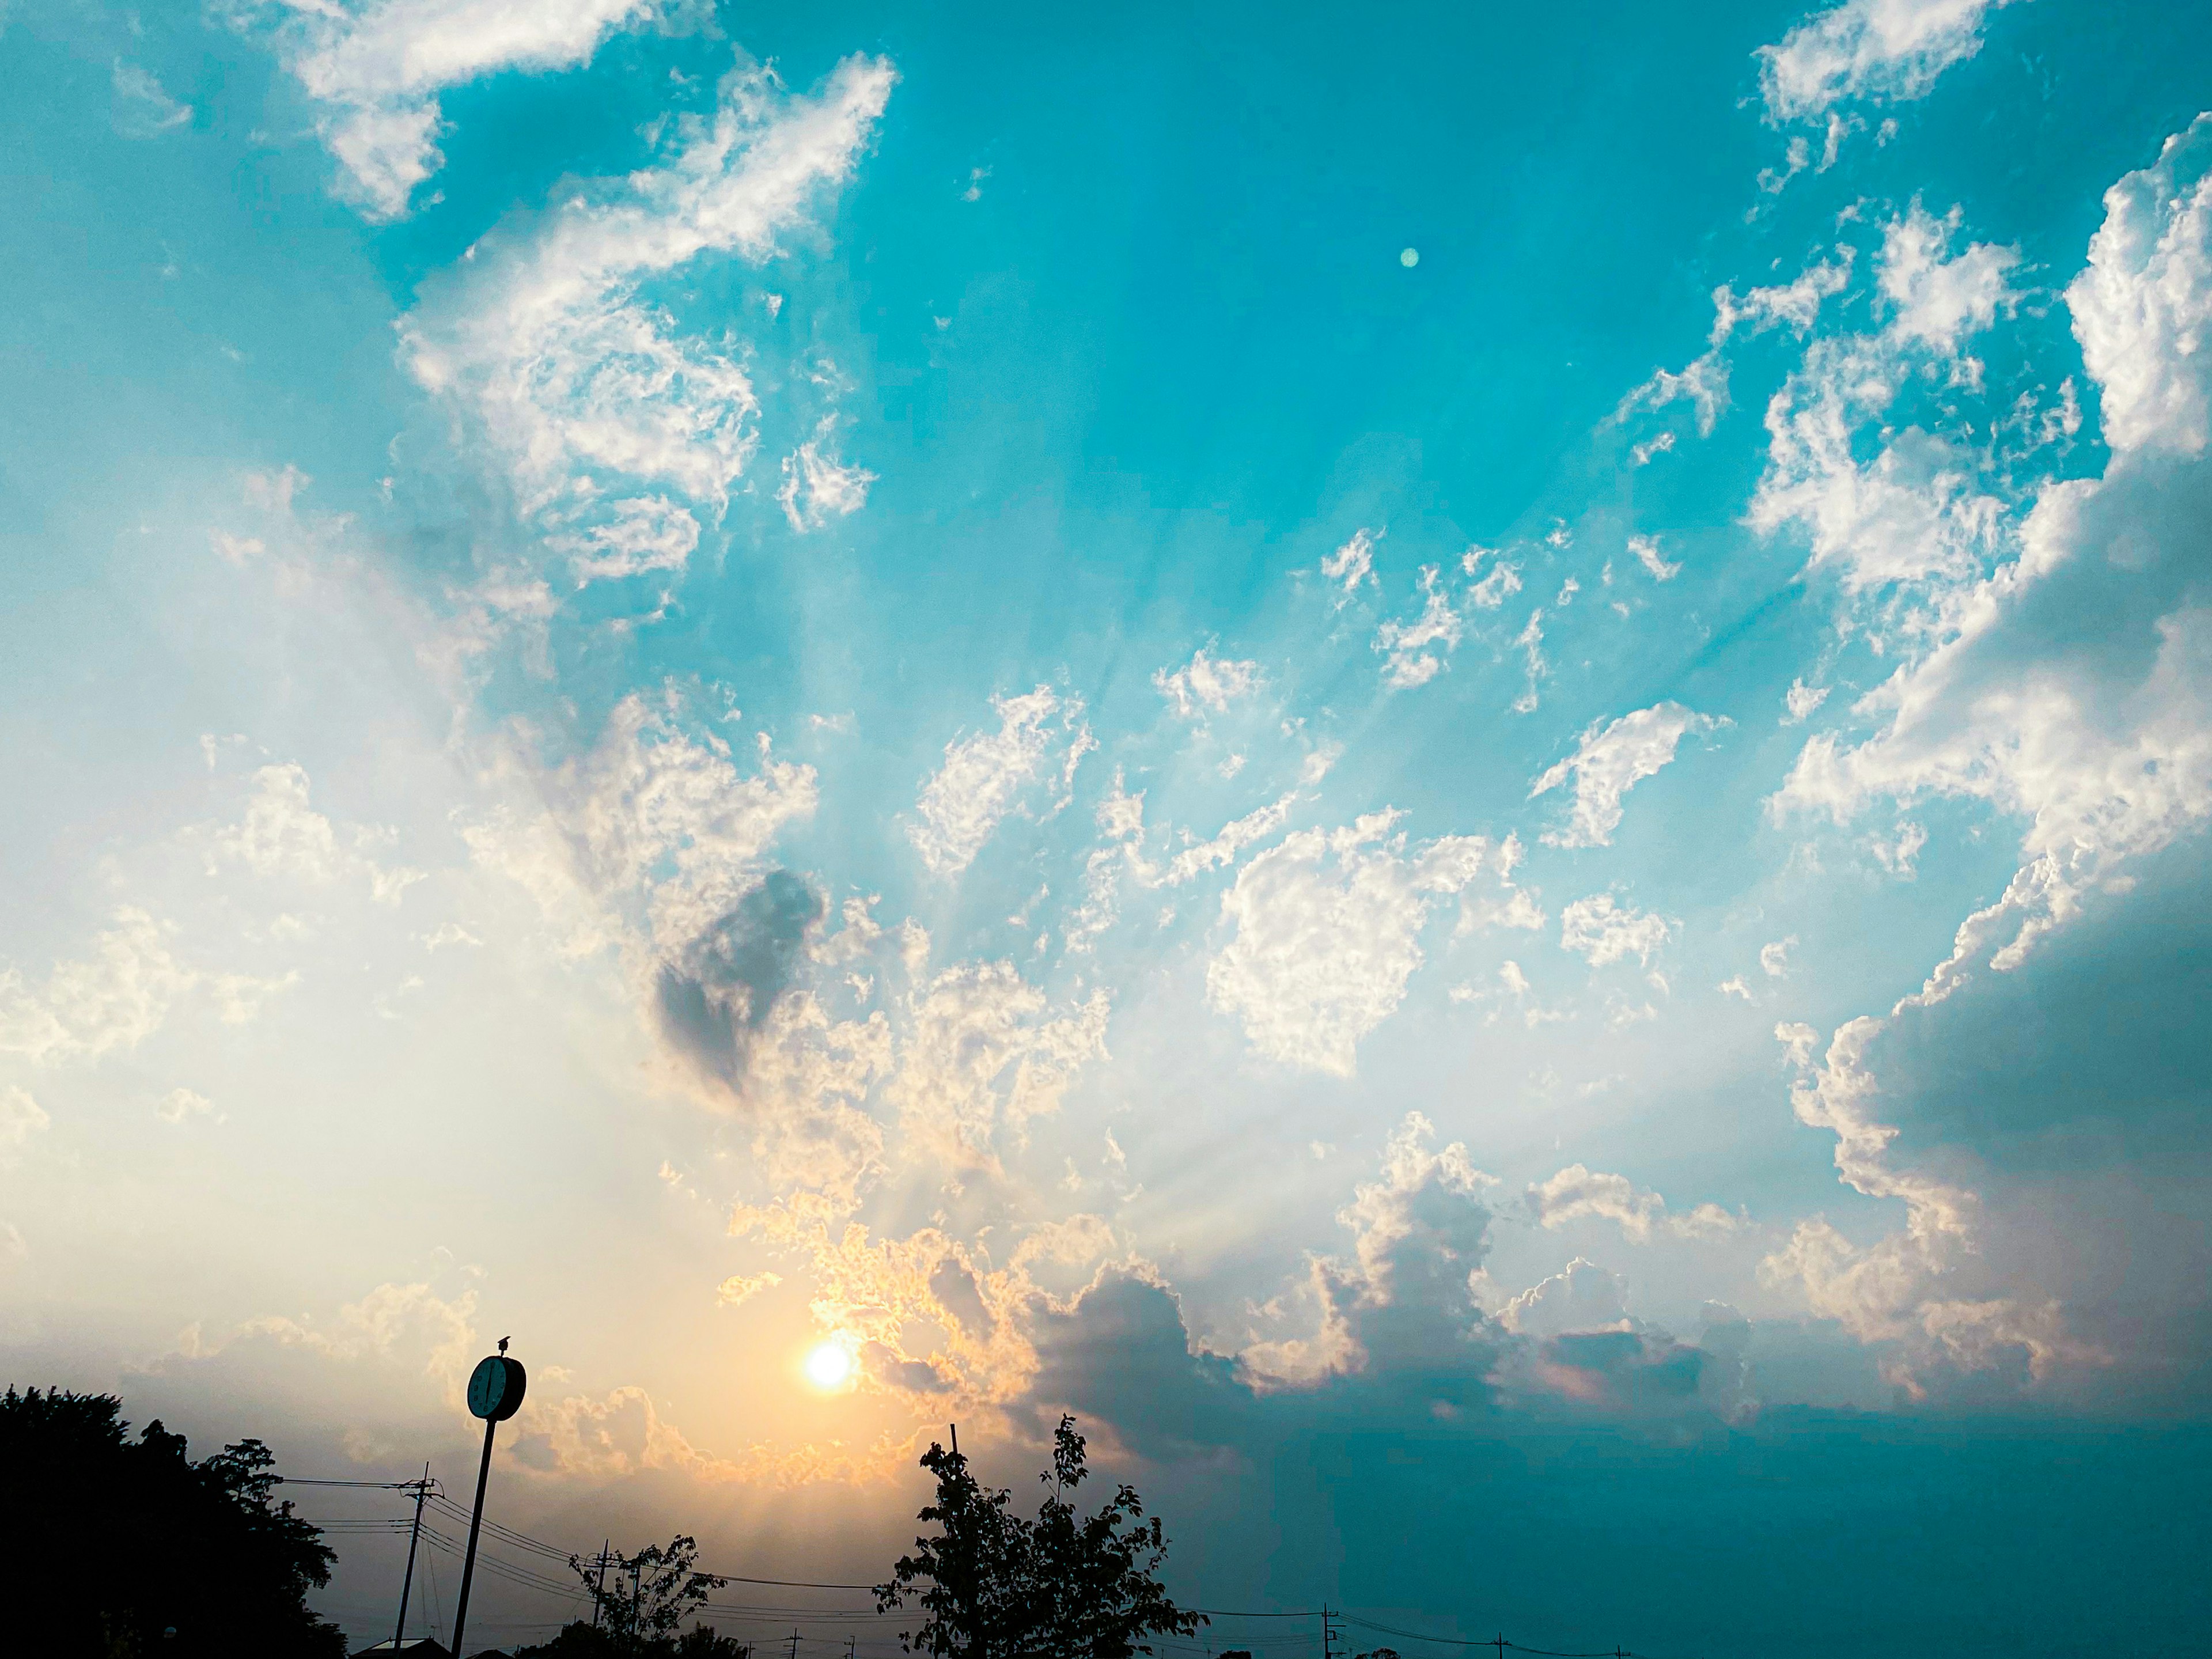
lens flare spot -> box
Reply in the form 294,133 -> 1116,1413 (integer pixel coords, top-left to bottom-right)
805,1340 -> 854,1389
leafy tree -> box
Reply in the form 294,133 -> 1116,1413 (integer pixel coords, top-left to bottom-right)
510,1536 -> 748,1657
877,1417 -> 1205,1659
0,1385 -> 345,1658
510,1618 -> 752,1658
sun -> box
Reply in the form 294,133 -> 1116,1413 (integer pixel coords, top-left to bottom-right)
804,1340 -> 855,1390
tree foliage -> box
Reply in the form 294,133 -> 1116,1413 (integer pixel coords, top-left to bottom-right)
876,1416 -> 1205,1659
0,1385 -> 345,1658
509,1536 -> 748,1657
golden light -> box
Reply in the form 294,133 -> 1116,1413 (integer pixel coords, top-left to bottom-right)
804,1339 -> 855,1390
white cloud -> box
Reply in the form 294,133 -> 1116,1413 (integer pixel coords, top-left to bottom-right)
1320,527 -> 1378,598
1717,251 -> 1857,339
157,1087 -> 218,1125
885,963 -> 1109,1168
1464,545 -> 1522,609
1878,202 -> 2021,355
210,763 -> 423,905
1531,702 -> 1723,848
467,690 -> 819,957
552,495 -> 699,583
1558,894 -> 1673,968
1761,1016 -> 2099,1393
1758,0 -> 2020,123
1760,936 -> 1796,977
1499,1257 -> 1628,1337
1719,975 -> 1753,1000
778,421 -> 876,531
1616,352 -> 1729,438
1775,124 -> 2212,992
1161,791 -> 1300,886
1870,819 -> 1929,876
0,1086 -> 49,1159
401,52 -> 894,556
1626,533 -> 1681,582
0,910 -> 194,1066
1208,814 -> 1522,1076
1374,565 -> 1463,689
112,60 -> 191,138
1154,647 -> 1262,719
1783,678 -> 1831,724
2067,115 -> 2212,456
908,687 -> 1088,878
1524,1164 -> 1741,1243
1748,335 -> 2005,594
1510,608 -> 1547,714
1616,252 -> 1855,446
1245,1113 -> 1499,1384
264,0 -> 672,217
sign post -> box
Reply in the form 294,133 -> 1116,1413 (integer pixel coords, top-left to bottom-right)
449,1338 -> 527,1658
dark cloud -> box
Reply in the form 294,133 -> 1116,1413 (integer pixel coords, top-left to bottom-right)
654,869 -> 824,1084
1021,1271 -> 2212,1659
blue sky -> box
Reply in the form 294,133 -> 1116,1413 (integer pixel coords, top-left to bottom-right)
3,0 -> 2211,1652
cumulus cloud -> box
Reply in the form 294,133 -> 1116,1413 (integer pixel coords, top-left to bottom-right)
1531,703 -> 1724,848
1558,894 -> 1674,968
1758,0 -> 2020,123
1762,1017 -> 2100,1395
401,52 -> 893,573
1320,527 -> 1378,599
1153,647 -> 1262,719
1626,535 -> 1680,582
0,1085 -> 49,1160
733,1194 -> 1116,1414
260,0 -> 673,217
2069,115 -> 2212,456
908,687 -> 1090,878
209,763 -> 423,904
0,910 -> 194,1066
1616,251 -> 1856,444
157,1087 -> 218,1125
778,421 -> 876,531
1747,226 -> 2018,601
551,495 -> 699,583
1464,544 -> 1522,609
885,962 -> 1110,1168
1783,678 -> 1831,724
465,689 -> 819,960
654,869 -> 825,1084
1522,1165 -> 1743,1242
1245,1113 -> 1500,1384
1208,815 -> 1528,1076
1878,202 -> 2021,354
1775,121 -> 2212,992
1499,1256 -> 1628,1336
1374,565 -> 1465,689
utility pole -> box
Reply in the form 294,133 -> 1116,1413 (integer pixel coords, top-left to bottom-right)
590,1540 -> 612,1629
787,1627 -> 801,1659
391,1462 -> 434,1650
1321,1604 -> 1337,1659
1493,1634 -> 1507,1659
450,1339 -> 527,1659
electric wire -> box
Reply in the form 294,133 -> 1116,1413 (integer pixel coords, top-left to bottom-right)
289,1477 -> 1689,1658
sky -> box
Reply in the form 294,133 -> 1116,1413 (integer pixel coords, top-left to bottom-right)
3,0 -> 2211,1653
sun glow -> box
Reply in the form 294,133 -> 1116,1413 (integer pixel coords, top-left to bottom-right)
805,1340 -> 855,1389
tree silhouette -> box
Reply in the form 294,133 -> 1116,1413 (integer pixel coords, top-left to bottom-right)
0,1385 -> 345,1657
876,1416 -> 1205,1659
512,1537 -> 748,1657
